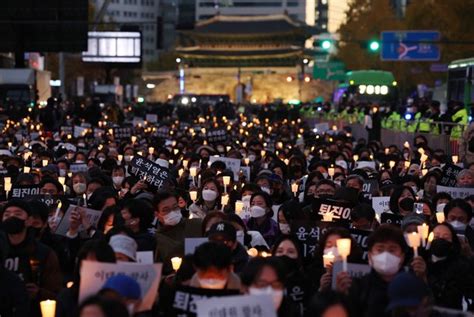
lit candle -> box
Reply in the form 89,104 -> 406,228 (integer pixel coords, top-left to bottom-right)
421,169 -> 428,176
5,182 -> 12,195
353,154 -> 359,162
336,238 -> 351,272
385,148 -> 389,155
244,158 -> 250,166
323,252 -> 335,268
221,194 -> 229,206
284,159 -> 289,165
328,167 -> 335,177
173,149 -> 179,155
83,193 -> 87,207
291,182 -> 299,195
223,176 -> 231,186
189,167 -> 197,177
131,136 -> 137,144
67,172 -> 72,178
178,168 -> 184,177
404,141 -> 410,148
189,190 -> 197,201
407,232 -> 421,257
417,223 -> 429,247
40,300 -> 56,317
426,232 -> 434,250
23,166 -> 31,173
58,177 -> 65,185
435,211 -> 445,223
404,161 -> 410,169
54,201 -> 62,221
247,248 -> 258,257
148,147 -> 154,155
389,161 -> 396,168
118,154 -> 123,163
171,257 -> 182,271
137,151 -> 143,157
4,177 -> 11,185
235,200 -> 244,213
420,154 -> 428,163
452,155 -> 459,164
261,150 -> 266,158
42,159 -> 48,167
323,212 -> 333,222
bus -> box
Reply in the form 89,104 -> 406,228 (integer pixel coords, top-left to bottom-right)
334,70 -> 398,104
447,57 -> 474,106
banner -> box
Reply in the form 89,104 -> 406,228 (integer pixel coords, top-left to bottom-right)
113,127 -> 132,139
146,114 -> 158,123
362,179 -> 379,199
350,228 -> 371,261
196,294 -> 276,317
10,185 -> 40,199
74,126 -> 88,138
372,196 -> 390,216
313,198 -> 353,221
79,260 -> 162,312
355,161 -> 376,170
172,286 -> 239,317
440,164 -> 463,187
70,163 -> 88,173
436,185 -> 474,199
381,212 -> 403,226
206,128 -> 227,144
130,156 -> 171,189
313,122 -> 330,133
55,205 -> 103,236
155,126 -> 170,139
209,156 -> 241,181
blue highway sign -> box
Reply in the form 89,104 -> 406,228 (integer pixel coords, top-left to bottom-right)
381,31 -> 440,61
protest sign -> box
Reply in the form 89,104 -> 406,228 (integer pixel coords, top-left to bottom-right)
146,114 -> 158,123
113,127 -> 132,139
74,126 -> 88,138
313,122 -> 330,133
440,164 -> 463,187
155,126 -> 170,139
79,260 -> 162,312
70,163 -> 88,173
94,128 -> 105,138
372,196 -> 390,216
206,128 -> 227,144
136,251 -> 154,264
436,185 -> 474,199
130,155 -> 171,189
55,205 -> 103,236
291,220 -> 347,260
362,179 -> 379,199
133,117 -> 146,127
209,156 -> 241,181
173,286 -> 239,317
185,238 -> 208,255
331,261 -> 371,289
60,126 -> 73,135
196,294 -> 276,317
24,194 -> 63,207
313,198 -> 353,221
10,185 -> 40,199
381,212 -> 403,226
350,228 -> 371,261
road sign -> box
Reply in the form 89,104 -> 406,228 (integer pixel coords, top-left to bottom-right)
381,31 -> 440,61
313,61 -> 346,81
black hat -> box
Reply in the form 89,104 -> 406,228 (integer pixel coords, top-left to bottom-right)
3,198 -> 32,215
207,221 -> 236,242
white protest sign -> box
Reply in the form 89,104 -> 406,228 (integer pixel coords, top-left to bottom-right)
372,196 -> 390,216
133,117 -> 146,127
209,156 -> 241,181
146,114 -> 158,123
55,205 -> 102,236
185,236 -> 245,255
355,161 -> 376,170
70,163 -> 88,173
196,294 -> 276,317
74,126 -> 88,138
436,185 -> 474,199
79,260 -> 162,312
313,122 -> 330,133
136,251 -> 154,264
331,261 -> 371,290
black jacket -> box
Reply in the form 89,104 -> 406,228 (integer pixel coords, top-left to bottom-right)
0,267 -> 29,317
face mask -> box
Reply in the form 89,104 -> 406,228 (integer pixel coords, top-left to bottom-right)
370,252 -> 401,276
2,217 -> 26,234
162,209 -> 182,226
73,183 -> 87,194
403,153 -> 410,160
202,189 -> 218,202
279,223 -> 290,234
399,197 -> 414,212
248,154 -> 256,162
198,277 -> 227,289
250,206 -> 266,218
334,180 -> 342,187
59,169 -> 67,177
112,176 -> 124,186
448,220 -> 467,232
78,143 -> 85,148
261,186 -> 271,195
324,246 -> 339,257
236,230 -> 244,241
411,186 -> 418,193
248,286 -> 284,309
322,172 -> 329,179
98,157 -> 105,163
430,239 -> 453,258
124,155 -> 133,162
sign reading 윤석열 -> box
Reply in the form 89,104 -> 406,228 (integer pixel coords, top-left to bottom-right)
130,155 -> 171,189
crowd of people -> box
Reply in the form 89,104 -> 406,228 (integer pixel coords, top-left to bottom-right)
1,97 -> 474,317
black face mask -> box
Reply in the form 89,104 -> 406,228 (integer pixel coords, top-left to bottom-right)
289,165 -> 302,175
30,227 -> 43,239
431,239 -> 453,258
399,197 -> 414,212
317,194 -> 334,200
277,255 -> 300,272
2,217 -> 26,234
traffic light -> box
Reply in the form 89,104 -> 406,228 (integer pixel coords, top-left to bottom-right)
368,40 -> 380,52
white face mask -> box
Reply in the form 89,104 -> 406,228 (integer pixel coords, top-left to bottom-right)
162,209 -> 182,226
261,186 -> 271,195
279,223 -> 290,234
436,203 -> 446,213
449,220 -> 467,231
431,255 -> 448,263
236,230 -> 245,241
248,286 -> 284,309
124,155 -> 133,162
324,246 -> 339,258
198,277 -> 227,289
73,183 -> 87,194
248,154 -> 256,162
250,206 -> 266,218
369,252 -> 401,276
112,176 -> 124,186
59,169 -> 67,177
98,157 -> 105,163
202,189 -> 218,202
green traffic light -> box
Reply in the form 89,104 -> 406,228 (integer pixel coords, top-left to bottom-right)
321,40 -> 332,50
369,41 -> 380,51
